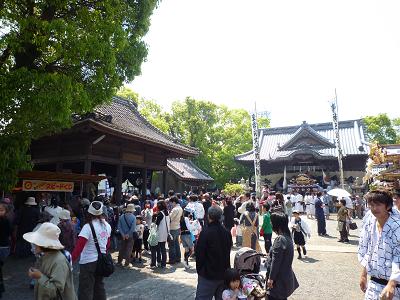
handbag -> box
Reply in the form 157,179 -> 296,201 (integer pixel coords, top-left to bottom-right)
349,222 -> 358,230
164,212 -> 173,242
89,222 -> 114,277
260,227 -> 264,236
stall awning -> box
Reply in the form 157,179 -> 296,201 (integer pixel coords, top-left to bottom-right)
18,171 -> 106,183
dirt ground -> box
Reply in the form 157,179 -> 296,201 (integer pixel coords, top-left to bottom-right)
2,214 -> 365,300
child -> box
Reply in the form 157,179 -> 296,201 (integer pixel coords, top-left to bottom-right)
222,268 -> 241,300
148,214 -> 159,268
337,199 -> 349,243
261,203 -> 273,254
0,202 -> 12,298
141,202 -> 153,253
290,210 -> 311,259
23,222 -> 76,300
180,209 -> 194,268
133,216 -> 144,263
233,218 -> 242,247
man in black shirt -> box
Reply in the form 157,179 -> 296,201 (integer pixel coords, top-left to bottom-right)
195,205 -> 232,300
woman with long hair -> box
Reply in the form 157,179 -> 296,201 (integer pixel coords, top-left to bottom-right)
265,212 -> 299,300
223,197 -> 235,232
71,201 -> 111,300
155,200 -> 170,268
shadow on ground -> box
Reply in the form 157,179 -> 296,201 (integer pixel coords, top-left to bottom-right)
2,253 -> 197,300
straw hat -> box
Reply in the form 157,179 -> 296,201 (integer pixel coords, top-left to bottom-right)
25,197 -> 37,206
125,204 -> 135,213
129,195 -> 139,201
58,209 -> 71,220
23,222 -> 64,250
88,201 -> 103,216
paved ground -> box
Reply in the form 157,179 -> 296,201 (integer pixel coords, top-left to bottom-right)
2,214 -> 365,300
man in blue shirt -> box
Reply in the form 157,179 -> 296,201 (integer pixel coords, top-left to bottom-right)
117,204 -> 137,267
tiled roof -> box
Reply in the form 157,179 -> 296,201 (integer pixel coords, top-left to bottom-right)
76,97 -> 199,156
167,158 -> 214,182
236,119 -> 369,162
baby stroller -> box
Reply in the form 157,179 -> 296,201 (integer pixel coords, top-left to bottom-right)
234,247 -> 266,299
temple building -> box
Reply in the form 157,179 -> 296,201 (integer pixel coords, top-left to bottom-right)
29,96 -> 213,200
235,120 -> 369,190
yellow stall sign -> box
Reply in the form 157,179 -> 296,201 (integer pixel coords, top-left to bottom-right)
22,180 -> 74,192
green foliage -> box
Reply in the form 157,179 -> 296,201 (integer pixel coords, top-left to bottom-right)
363,114 -> 400,144
0,0 -> 158,191
223,183 -> 244,196
116,88 -> 270,187
167,97 -> 269,187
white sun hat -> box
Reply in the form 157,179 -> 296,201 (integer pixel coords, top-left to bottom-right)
23,222 -> 64,250
58,209 -> 71,220
88,201 -> 104,216
25,197 -> 37,206
125,204 -> 135,213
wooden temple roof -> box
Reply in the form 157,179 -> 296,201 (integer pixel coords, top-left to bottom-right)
73,96 -> 199,157
167,158 -> 214,183
236,119 -> 369,162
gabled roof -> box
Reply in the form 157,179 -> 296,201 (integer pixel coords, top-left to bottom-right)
279,121 -> 336,150
167,158 -> 214,183
74,97 -> 199,157
236,119 -> 369,162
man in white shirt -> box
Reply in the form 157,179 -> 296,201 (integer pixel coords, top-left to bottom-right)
168,196 -> 183,264
186,194 -> 205,226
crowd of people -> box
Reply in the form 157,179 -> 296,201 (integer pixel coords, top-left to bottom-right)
0,187 -> 400,299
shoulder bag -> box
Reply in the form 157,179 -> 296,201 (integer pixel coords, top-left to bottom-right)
123,214 -> 138,240
89,222 -> 114,277
164,212 -> 173,242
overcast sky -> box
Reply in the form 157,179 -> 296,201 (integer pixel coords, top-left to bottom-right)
128,0 -> 400,127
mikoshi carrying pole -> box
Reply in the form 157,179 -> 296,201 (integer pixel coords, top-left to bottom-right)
251,102 -> 262,197
330,89 -> 345,189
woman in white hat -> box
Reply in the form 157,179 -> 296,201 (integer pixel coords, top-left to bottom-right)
71,201 -> 111,300
23,222 -> 76,300
58,209 -> 76,253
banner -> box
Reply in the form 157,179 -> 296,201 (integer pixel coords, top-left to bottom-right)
22,180 -> 74,192
251,112 -> 261,197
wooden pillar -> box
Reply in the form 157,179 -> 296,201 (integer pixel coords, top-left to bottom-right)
115,164 -> 122,205
56,162 -> 63,172
84,160 -> 91,198
162,170 -> 168,197
141,168 -> 147,198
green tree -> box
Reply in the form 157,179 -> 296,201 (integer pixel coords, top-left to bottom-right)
223,183 -> 244,196
0,1 -> 158,191
364,114 -> 399,144
167,97 -> 270,187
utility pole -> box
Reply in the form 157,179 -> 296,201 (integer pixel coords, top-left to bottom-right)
330,89 -> 345,189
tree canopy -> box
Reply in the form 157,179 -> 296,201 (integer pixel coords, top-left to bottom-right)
0,0 -> 158,191
363,114 -> 400,144
167,97 -> 270,187
117,88 -> 270,187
